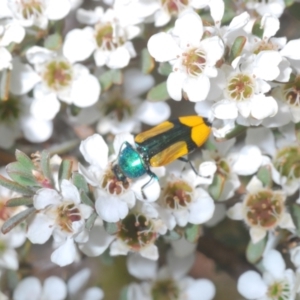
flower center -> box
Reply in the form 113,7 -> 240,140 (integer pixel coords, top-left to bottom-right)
151,279 -> 180,300
182,48 -> 206,77
102,96 -> 133,121
253,41 -> 277,54
56,202 -> 81,233
282,74 -> 300,108
274,146 -> 300,184
95,23 -> 124,50
117,213 -> 156,250
244,189 -> 284,229
102,168 -> 130,195
12,0 -> 45,20
163,180 -> 193,209
42,59 -> 73,92
267,280 -> 291,300
0,97 -> 21,123
161,0 -> 189,15
226,73 -> 255,101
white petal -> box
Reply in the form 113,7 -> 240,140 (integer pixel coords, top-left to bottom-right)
201,36 -> 224,66
249,227 -> 266,244
106,47 -> 131,69
0,47 -> 12,70
186,279 -> 216,300
1,23 -> 25,46
110,240 -> 129,256
199,161 -> 217,177
33,188 -> 61,209
61,180 -> 80,204
42,276 -> 67,300
82,287 -> 104,300
10,59 -> 40,95
46,0 -> 70,20
251,95 -> 278,119
127,254 -> 157,280
227,203 -> 243,220
280,39 -> 300,60
79,225 -> 114,257
131,175 -> 161,202
148,33 -> 181,62
21,116 -> 53,143
51,238 -> 77,267
0,248 -> 19,270
246,176 -> 263,193
209,0 -> 224,25
154,9 -> 171,27
226,12 -> 250,34
13,277 -> 42,300
25,46 -> 54,65
113,133 -> 135,154
139,244 -> 159,260
27,213 -> 54,244
137,101 -> 170,126
173,11 -> 203,45
79,134 -> 108,169
263,249 -> 285,278
167,72 -> 185,101
183,75 -> 210,102
30,93 -> 60,120
279,212 -> 295,229
212,100 -> 238,119
67,268 -> 90,295
237,271 -> 267,299
63,27 -> 96,63
76,7 -> 103,24
262,14 -> 279,40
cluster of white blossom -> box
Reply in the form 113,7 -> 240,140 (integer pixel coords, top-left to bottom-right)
1,0 -> 300,299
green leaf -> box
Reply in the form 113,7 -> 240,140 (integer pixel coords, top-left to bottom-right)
73,172 -> 89,194
141,48 -> 154,74
100,248 -> 114,266
163,229 -> 182,241
1,207 -> 35,234
208,173 -> 225,201
111,69 -> 123,85
6,164 -> 37,186
80,190 -> 94,207
41,150 -> 55,187
291,204 -> 300,236
119,287 -> 129,300
158,62 -> 172,76
99,70 -> 114,91
104,222 -> 119,235
58,159 -> 73,185
85,212 -> 98,231
0,174 -> 34,195
147,81 -> 170,102
184,223 -> 202,243
285,0 -> 294,6
252,19 -> 264,39
15,150 -> 35,170
257,166 -> 272,187
43,33 -> 62,51
246,236 -> 266,264
6,197 -> 33,207
228,36 -> 246,64
223,124 -> 247,140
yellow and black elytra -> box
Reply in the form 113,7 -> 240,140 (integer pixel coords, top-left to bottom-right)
112,116 -> 211,194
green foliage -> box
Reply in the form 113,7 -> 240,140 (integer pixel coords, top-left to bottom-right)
246,237 -> 266,264
209,173 -> 225,201
141,48 -> 154,74
158,62 -> 172,76
228,36 -> 246,64
185,223 -> 202,243
58,159 -> 73,185
0,174 -> 34,196
257,166 -> 272,188
6,197 -> 34,207
147,81 -> 170,102
104,222 -> 119,235
44,33 -> 62,50
99,69 -> 123,91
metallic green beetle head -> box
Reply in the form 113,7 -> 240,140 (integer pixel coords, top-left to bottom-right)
114,142 -> 147,180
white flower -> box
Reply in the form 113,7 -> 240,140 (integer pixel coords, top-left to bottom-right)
157,168 -> 215,229
3,0 -> 72,29
126,250 -> 216,300
227,176 -> 295,243
13,276 -> 67,300
245,0 -> 286,18
238,249 -> 298,300
79,133 -> 161,222
148,10 -> 224,102
27,180 -> 93,266
63,7 -> 139,68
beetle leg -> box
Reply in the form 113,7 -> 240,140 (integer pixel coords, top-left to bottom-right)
178,156 -> 199,176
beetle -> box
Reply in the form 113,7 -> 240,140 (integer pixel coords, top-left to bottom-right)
112,115 -> 211,195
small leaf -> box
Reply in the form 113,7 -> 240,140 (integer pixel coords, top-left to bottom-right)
80,190 -> 94,207
41,150 -> 55,187
147,81 -> 170,102
291,204 -> 300,236
246,236 -> 266,264
163,229 -> 182,241
6,197 -> 33,207
1,207 -> 36,234
100,248 -> 114,266
73,172 -> 89,194
99,70 -> 113,91
208,173 -> 225,201
158,62 -> 172,76
257,166 -> 272,187
85,212 -> 98,231
252,18 -> 264,39
44,33 -> 62,51
111,69 -> 123,85
141,48 -> 154,74
285,0 -> 294,6
0,174 -> 34,195
104,222 -> 119,235
15,150 -> 35,170
223,124 -> 247,140
7,167 -> 37,186
184,223 -> 202,243
58,159 -> 73,185
228,36 -> 246,64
